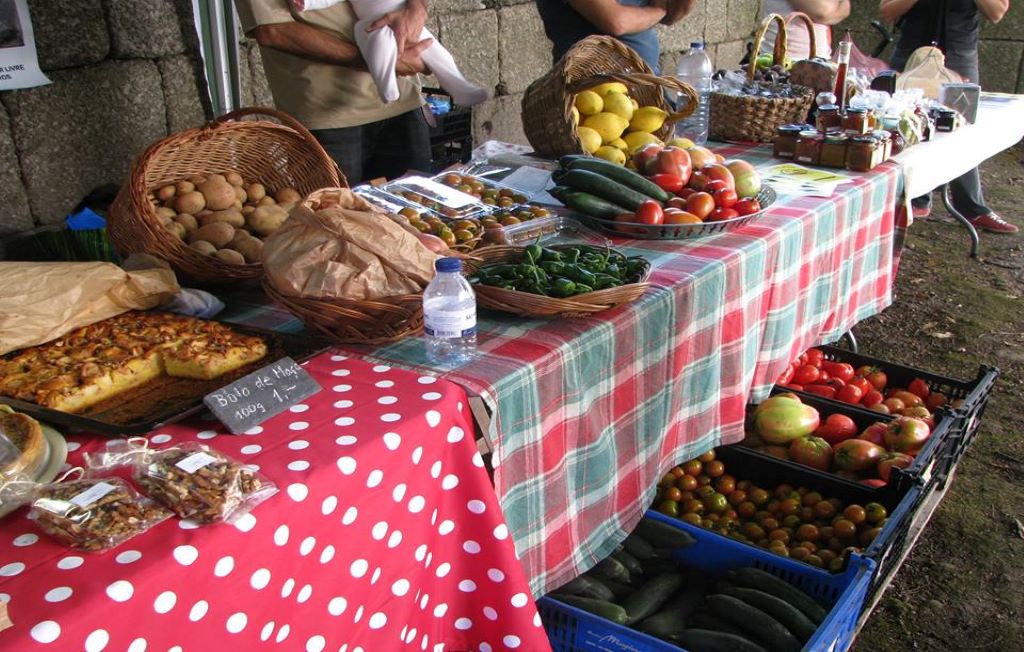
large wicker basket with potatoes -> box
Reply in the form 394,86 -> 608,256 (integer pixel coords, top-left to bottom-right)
521,35 -> 698,160
109,107 -> 344,284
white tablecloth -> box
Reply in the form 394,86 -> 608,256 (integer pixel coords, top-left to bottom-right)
893,93 -> 1024,198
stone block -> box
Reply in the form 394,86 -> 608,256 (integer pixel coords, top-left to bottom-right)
728,0 -> 760,38
0,105 -> 33,234
978,40 -> 1024,93
473,93 -> 527,146
657,0 -> 705,55
28,0 -> 109,70
5,60 -> 167,225
439,9 -> 500,96
714,39 -> 748,71
498,4 -> 551,95
107,0 -> 186,59
157,55 -> 207,132
704,0 -> 729,45
837,0 -> 878,34
434,0 -> 485,11
1018,49 -> 1024,94
980,4 -> 1024,40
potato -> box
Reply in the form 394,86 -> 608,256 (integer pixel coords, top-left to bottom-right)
157,185 -> 176,201
246,183 -> 266,202
225,171 -> 245,187
214,248 -> 246,265
190,240 -> 218,256
248,204 -> 289,236
168,221 -> 187,240
175,180 -> 195,194
275,187 -> 302,203
155,206 -> 177,221
241,205 -> 256,216
232,200 -> 243,211
233,185 -> 247,204
199,209 -> 245,228
257,196 -> 277,207
189,222 -> 235,248
174,191 -> 206,215
207,173 -> 227,184
174,213 -> 199,232
231,235 -> 264,263
198,178 -> 236,211
188,175 -> 207,186
163,199 -> 177,210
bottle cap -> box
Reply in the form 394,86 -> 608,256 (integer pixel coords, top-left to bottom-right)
690,42 -> 704,50
435,257 -> 462,273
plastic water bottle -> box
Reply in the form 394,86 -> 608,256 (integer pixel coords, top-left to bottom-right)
423,257 -> 477,365
675,41 -> 713,144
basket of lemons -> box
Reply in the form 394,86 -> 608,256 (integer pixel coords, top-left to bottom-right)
521,36 -> 698,163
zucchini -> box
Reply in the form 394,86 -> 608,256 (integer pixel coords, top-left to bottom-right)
564,156 -> 671,202
622,572 -> 685,625
587,556 -> 631,584
682,629 -> 769,652
559,190 -> 630,220
558,168 -> 655,211
550,574 -> 615,602
552,595 -> 628,625
623,533 -> 658,560
719,586 -> 818,644
705,594 -> 802,652
611,549 -> 644,578
726,567 -> 828,624
633,517 -> 697,549
637,572 -> 711,639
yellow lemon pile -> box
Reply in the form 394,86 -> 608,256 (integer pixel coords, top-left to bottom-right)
571,82 -> 670,165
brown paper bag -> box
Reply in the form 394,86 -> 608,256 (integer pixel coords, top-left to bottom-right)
0,262 -> 180,355
262,188 -> 438,301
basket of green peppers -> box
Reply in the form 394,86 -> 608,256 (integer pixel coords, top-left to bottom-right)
467,243 -> 652,317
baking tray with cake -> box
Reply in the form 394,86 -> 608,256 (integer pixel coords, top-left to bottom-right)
0,311 -> 331,436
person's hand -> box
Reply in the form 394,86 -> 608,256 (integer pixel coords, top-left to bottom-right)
661,0 -> 696,25
395,37 -> 433,76
367,0 -> 428,56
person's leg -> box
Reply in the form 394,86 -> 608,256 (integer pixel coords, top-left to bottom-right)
419,28 -> 489,106
310,126 -> 366,185
354,17 -> 400,103
363,108 -> 432,180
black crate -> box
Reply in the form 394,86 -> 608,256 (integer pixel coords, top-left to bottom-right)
423,88 -> 473,172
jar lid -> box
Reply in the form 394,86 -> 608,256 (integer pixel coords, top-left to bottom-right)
850,135 -> 876,143
798,130 -> 823,138
846,107 -> 868,115
818,104 -> 839,112
824,133 -> 849,143
778,124 -> 803,134
872,130 -> 891,141
938,107 -> 956,115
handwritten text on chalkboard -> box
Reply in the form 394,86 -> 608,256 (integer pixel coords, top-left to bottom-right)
203,357 -> 321,434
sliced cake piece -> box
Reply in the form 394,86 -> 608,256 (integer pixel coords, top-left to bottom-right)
163,333 -> 268,380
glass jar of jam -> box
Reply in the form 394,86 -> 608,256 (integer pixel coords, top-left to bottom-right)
815,104 -> 841,132
846,135 -> 879,172
795,130 -> 824,165
842,108 -> 869,135
935,108 -> 957,132
774,124 -> 803,159
873,130 -> 892,160
819,133 -> 848,168
888,129 -> 906,156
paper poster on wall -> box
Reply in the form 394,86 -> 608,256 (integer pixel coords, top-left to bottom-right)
0,0 -> 49,91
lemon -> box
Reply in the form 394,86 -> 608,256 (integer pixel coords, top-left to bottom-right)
570,106 -> 580,126
582,112 -> 629,144
574,90 -> 603,116
666,136 -> 696,149
594,146 -> 626,165
602,92 -> 634,121
629,106 -> 669,133
608,137 -> 628,150
576,126 -> 602,154
630,97 -> 639,110
590,82 -> 629,97
622,131 -> 662,152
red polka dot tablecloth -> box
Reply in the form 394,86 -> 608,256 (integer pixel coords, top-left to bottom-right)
0,353 -> 551,651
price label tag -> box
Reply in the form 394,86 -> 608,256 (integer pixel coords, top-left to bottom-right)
203,357 -> 321,434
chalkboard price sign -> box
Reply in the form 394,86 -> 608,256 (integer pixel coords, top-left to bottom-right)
203,357 -> 322,434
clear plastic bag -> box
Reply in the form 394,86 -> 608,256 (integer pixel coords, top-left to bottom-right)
88,440 -> 277,524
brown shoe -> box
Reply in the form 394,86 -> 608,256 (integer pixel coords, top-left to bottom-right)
970,213 -> 1019,234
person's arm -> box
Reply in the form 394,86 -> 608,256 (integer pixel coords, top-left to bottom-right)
786,0 -> 851,25
975,0 -> 1009,22
366,0 -> 428,56
253,21 -> 432,74
661,0 -> 697,25
878,0 -> 918,23
567,0 -> 667,36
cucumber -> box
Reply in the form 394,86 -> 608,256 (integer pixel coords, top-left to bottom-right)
688,611 -> 755,639
559,190 -> 630,220
553,595 -> 628,625
633,517 -> 697,549
559,168 -> 656,211
600,578 -> 638,601
637,572 -> 711,639
705,594 -> 802,652
587,556 -> 631,584
718,586 -> 818,644
623,533 -> 658,560
621,572 -> 685,625
564,157 -> 672,202
611,549 -> 644,578
682,629 -> 769,652
550,574 -> 615,602
640,557 -> 683,576
726,567 -> 828,624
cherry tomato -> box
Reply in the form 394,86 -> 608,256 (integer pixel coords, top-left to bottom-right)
856,365 -> 888,390
861,389 -> 884,408
711,186 -> 738,209
707,207 -> 739,222
821,361 -> 855,383
685,192 -> 715,220
801,384 -> 837,399
908,378 -> 931,399
635,199 -> 664,225
804,349 -> 825,367
792,364 -> 821,385
733,198 -> 762,215
835,384 -> 864,404
847,376 -> 873,396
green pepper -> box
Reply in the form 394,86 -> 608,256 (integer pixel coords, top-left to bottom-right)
592,274 -> 620,290
539,261 -> 568,276
524,244 -> 543,265
483,263 -> 519,278
563,248 -> 581,264
604,263 -> 621,278
625,258 -> 647,279
574,283 -> 593,294
564,266 -> 597,286
551,277 -> 577,297
540,248 -> 564,262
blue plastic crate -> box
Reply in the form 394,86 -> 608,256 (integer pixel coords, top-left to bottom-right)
539,510 -> 877,652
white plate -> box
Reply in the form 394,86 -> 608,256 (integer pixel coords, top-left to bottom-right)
0,422 -> 68,519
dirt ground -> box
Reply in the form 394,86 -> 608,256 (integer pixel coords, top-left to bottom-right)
852,142 -> 1024,651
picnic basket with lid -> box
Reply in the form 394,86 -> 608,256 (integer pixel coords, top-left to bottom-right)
109,107 -> 344,284
708,13 -> 815,143
521,35 -> 698,159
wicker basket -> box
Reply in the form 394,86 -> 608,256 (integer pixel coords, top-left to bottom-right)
468,245 -> 651,318
521,35 -> 698,159
109,107 -> 344,284
708,13 -> 815,143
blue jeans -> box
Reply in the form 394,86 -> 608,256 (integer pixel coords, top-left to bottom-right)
311,108 -> 431,184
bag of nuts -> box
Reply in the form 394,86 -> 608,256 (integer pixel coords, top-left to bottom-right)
87,439 -> 277,524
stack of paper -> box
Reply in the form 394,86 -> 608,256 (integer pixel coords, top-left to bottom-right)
762,164 -> 852,197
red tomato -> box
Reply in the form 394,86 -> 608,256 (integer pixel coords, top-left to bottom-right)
733,198 -> 761,216
779,383 -> 805,391
801,384 -> 837,399
877,452 -> 914,482
792,365 -> 821,385
814,413 -> 858,445
883,416 -> 931,453
860,389 -> 884,408
908,378 -> 931,399
857,422 -> 888,446
776,365 -> 795,385
856,365 -> 888,390
832,439 -> 885,472
649,173 -> 684,193
804,349 -> 825,367
675,187 -> 697,200
685,192 -> 715,220
835,384 -> 864,405
707,207 -> 739,222
635,200 -> 664,225
821,361 -> 855,383
890,390 -> 924,408
711,186 -> 738,209
666,196 -> 688,209
820,378 -> 847,390
789,436 -> 833,471
925,392 -> 948,410
847,376 -> 872,396
704,179 -> 728,194
662,209 -> 702,224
